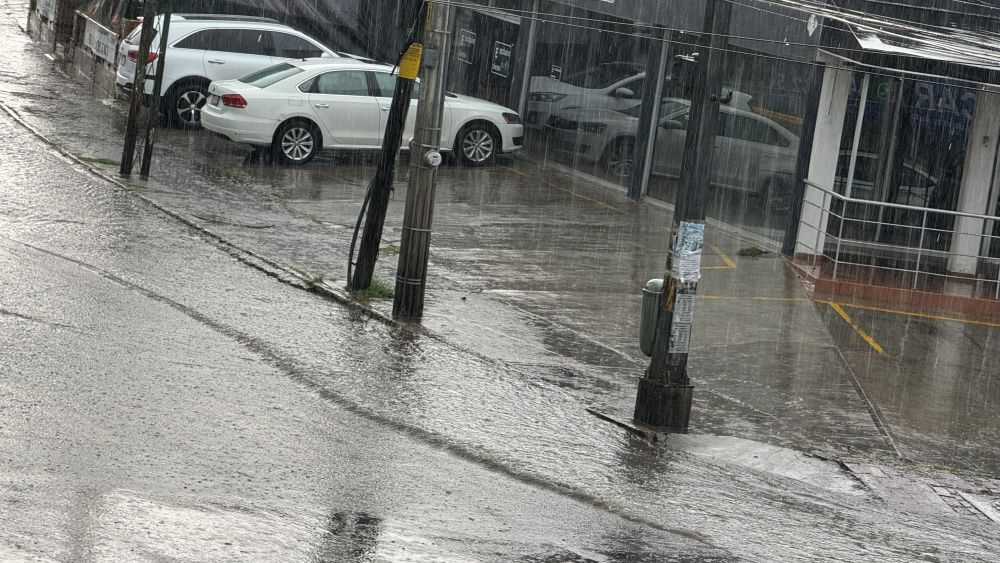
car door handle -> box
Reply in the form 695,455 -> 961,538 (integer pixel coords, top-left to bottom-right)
314,103 -> 330,108
207,59 -> 226,65
380,106 -> 390,111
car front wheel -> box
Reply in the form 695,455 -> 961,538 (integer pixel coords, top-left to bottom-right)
456,123 -> 498,166
272,121 -> 321,166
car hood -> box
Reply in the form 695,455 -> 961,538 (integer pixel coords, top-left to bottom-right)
528,76 -> 593,96
444,93 -> 516,115
550,106 -> 638,126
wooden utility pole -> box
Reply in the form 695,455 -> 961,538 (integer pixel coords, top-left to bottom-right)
139,0 -> 172,178
392,1 -> 451,321
349,0 -> 426,292
633,0 -> 733,432
119,0 -> 158,176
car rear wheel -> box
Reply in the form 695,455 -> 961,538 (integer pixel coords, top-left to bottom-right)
273,121 -> 321,166
604,137 -> 635,178
168,80 -> 209,129
456,123 -> 498,166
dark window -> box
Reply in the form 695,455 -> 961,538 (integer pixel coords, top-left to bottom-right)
240,63 -> 304,88
176,29 -> 272,56
372,72 -> 420,100
174,30 -> 213,50
309,71 -> 371,96
272,32 -> 324,59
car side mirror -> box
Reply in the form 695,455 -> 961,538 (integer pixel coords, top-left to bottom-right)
612,87 -> 635,99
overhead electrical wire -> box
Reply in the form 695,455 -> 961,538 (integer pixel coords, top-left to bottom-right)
430,0 -> 1000,90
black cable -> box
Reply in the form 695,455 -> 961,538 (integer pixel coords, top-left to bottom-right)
347,1 -> 428,285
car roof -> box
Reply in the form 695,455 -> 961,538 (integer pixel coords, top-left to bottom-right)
289,58 -> 394,73
172,14 -> 280,24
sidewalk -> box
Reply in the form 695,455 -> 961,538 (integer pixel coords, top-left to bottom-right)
0,14 -> 982,466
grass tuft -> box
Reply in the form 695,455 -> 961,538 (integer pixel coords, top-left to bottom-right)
355,277 -> 394,300
737,247 -> 767,258
78,156 -> 121,166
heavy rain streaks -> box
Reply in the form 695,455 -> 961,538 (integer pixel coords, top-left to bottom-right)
3,0 -> 1000,561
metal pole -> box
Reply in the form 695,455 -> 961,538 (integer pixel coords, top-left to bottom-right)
119,0 -> 158,176
833,201 -> 845,280
393,1 -> 451,321
349,1 -> 426,292
633,0 -> 732,432
139,0 -> 171,178
914,211 -> 927,289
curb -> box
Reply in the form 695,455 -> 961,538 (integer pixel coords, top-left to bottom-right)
0,99 -> 406,332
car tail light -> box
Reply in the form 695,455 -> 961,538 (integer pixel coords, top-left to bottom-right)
127,50 -> 159,63
221,94 -> 248,108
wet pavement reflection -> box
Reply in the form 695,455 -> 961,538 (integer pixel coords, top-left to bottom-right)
2,4 -> 1000,560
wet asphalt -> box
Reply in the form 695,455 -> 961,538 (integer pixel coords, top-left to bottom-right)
3,2 -> 1000,560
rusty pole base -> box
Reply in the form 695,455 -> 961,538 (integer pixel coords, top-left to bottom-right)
633,379 -> 693,433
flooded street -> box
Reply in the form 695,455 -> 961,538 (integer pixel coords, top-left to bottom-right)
3,0 -> 1000,560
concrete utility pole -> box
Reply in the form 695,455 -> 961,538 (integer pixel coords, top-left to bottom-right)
393,2 -> 451,321
139,0 -> 172,178
633,0 -> 733,432
349,1 -> 426,292
120,0 -> 158,176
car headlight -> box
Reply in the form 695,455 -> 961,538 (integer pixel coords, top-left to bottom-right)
578,122 -> 607,134
502,112 -> 522,125
528,92 -> 567,103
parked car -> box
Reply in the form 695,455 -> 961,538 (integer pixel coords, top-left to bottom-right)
525,62 -> 647,129
201,59 -> 525,166
544,91 -> 775,185
834,151 -> 939,207
116,14 -> 345,128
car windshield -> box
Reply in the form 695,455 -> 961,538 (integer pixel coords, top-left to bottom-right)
560,64 -> 642,89
239,63 -> 304,88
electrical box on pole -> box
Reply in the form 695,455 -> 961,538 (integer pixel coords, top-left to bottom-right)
633,0 -> 733,433
393,2 -> 451,321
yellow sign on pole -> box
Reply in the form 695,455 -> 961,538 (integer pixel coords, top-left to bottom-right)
399,43 -> 424,80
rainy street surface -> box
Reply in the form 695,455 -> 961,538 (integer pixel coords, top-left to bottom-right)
3,2 -> 1000,561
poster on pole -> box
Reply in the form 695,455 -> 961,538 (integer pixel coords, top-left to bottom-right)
671,222 -> 705,284
457,29 -> 476,64
491,41 -> 512,78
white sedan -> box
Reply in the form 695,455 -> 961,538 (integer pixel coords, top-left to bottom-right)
202,58 -> 525,166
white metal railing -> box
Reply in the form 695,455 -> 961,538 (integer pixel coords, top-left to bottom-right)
799,180 -> 1000,300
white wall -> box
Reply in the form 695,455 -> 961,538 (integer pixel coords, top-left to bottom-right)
948,87 -> 1000,275
795,52 -> 852,257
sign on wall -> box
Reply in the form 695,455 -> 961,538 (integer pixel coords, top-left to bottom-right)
457,29 -> 476,64
491,41 -> 512,78
83,17 -> 118,64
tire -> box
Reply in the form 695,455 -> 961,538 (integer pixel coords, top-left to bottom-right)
272,120 -> 321,166
167,79 -> 210,129
603,137 -> 635,178
456,122 -> 499,166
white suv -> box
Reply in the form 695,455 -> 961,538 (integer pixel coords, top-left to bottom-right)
116,14 -> 341,128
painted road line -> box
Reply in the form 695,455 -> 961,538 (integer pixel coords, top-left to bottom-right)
698,295 -> 810,302
552,185 -> 622,212
709,244 -> 738,269
503,165 -> 530,177
829,302 -> 887,355
822,301 -> 1000,329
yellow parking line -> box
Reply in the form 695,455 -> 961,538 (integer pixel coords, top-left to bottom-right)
503,165 -> 529,177
553,185 -> 622,212
818,300 -> 1000,329
829,302 -> 887,355
709,245 -> 738,269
